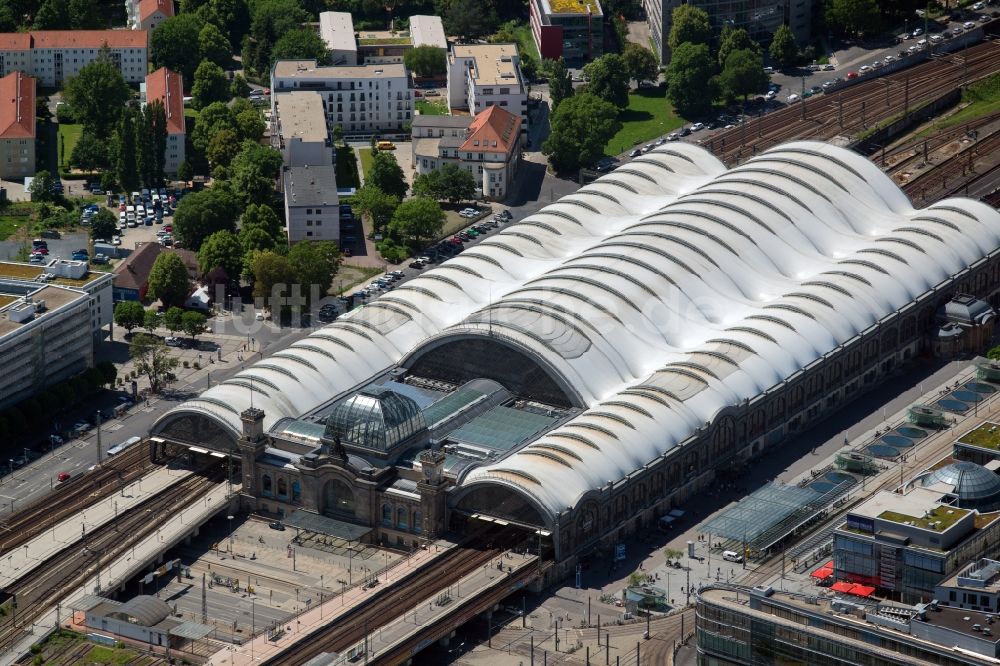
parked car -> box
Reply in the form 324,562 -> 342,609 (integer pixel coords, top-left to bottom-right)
913,27 -> 924,36
691,122 -> 705,131
91,253 -> 108,264
269,521 -> 286,530
629,148 -> 641,157
57,471 -> 71,482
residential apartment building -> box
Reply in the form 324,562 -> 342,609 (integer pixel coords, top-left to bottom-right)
412,105 -> 522,200
833,465 -> 1000,603
0,71 -> 35,180
447,44 -> 527,135
697,584 -> 1000,665
144,67 -> 185,175
646,0 -> 812,62
319,11 -> 357,66
409,16 -> 448,50
283,164 -> 338,244
271,60 -> 413,136
273,91 -> 332,167
0,30 -> 149,86
529,0 -> 603,64
127,0 -> 174,32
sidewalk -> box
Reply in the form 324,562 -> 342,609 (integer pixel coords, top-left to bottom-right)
0,466 -> 191,589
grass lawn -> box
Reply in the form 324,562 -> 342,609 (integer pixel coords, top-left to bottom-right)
879,505 -> 968,530
416,99 -> 449,115
921,73 -> 1000,132
958,422 -> 1000,450
58,123 -> 83,171
512,23 -> 541,63
604,85 -> 685,156
0,214 -> 28,240
184,107 -> 199,119
358,148 -> 375,181
335,264 -> 384,293
335,145 -> 360,188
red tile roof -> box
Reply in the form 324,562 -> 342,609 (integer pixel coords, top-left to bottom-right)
0,72 -> 35,140
145,67 -> 185,135
460,105 -> 521,154
29,30 -> 148,50
0,34 -> 31,51
139,0 -> 175,23
113,241 -> 162,292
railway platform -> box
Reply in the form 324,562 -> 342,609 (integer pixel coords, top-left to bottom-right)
0,478 -> 235,666
0,465 -> 193,589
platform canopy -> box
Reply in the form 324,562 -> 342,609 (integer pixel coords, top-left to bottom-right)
283,509 -> 372,541
699,482 -> 820,545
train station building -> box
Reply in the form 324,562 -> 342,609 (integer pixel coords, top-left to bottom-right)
151,141 -> 1000,573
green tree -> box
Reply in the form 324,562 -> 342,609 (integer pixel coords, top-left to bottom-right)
230,142 -> 283,205
28,170 -> 55,202
178,159 -> 194,182
241,203 -> 283,238
389,197 -> 445,246
353,184 -> 400,236
90,209 -> 117,241
151,14 -> 203,82
148,253 -> 192,308
583,53 -> 631,108
238,224 -> 276,253
96,360 -> 117,387
198,229 -> 243,279
720,48 -> 768,102
230,73 -> 251,99
33,0 -> 68,28
668,5 -> 712,51
114,300 -> 145,334
181,310 -> 208,340
143,309 -> 160,334
192,60 -> 231,110
622,43 -> 659,85
287,240 -> 340,306
115,107 -> 139,192
826,0 -> 880,37
666,42 -> 718,118
445,0 -> 498,39
243,0 -> 308,75
271,28 -> 329,66
173,187 -> 241,249
235,109 -> 266,142
403,45 -> 446,77
137,99 -> 167,187
163,306 -> 185,334
64,48 -> 130,139
769,24 -> 798,69
251,250 -> 295,303
412,163 -> 477,203
207,128 -> 241,167
129,334 -> 179,393
546,57 -> 574,112
718,26 -> 759,68
190,102 -> 236,155
542,93 -> 621,173
69,0 -> 100,29
368,151 -> 408,200
199,23 -> 232,68
70,133 -> 108,171
0,4 -> 16,31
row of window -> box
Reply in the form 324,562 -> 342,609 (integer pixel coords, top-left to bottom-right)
382,504 -> 423,533
261,475 -> 302,502
333,111 -> 411,123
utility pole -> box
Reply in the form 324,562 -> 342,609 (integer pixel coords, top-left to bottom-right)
202,573 -> 208,623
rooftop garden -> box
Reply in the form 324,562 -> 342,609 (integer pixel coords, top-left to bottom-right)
957,422 -> 1000,451
880,505 -> 968,531
358,35 -> 410,45
549,0 -> 601,14
0,262 -> 43,280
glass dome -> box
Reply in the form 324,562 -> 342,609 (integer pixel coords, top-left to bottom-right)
324,387 -> 426,453
921,461 -> 1000,503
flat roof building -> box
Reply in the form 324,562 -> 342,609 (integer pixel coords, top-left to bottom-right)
273,91 -> 331,168
529,0 -> 603,64
283,164 -> 338,244
409,15 -> 447,49
0,72 -> 35,180
447,44 -> 527,134
319,11 -> 357,66
271,60 -> 412,135
144,67 -> 185,175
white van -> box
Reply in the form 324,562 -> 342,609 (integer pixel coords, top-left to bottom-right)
723,550 -> 744,563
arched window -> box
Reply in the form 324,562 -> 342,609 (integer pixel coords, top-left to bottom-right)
382,504 -> 392,526
291,481 -> 301,503
277,478 -> 288,499
413,510 -> 422,534
262,475 -> 273,497
397,506 -> 408,530
323,479 -> 356,517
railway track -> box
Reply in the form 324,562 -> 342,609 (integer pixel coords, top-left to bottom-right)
0,467 -> 224,653
902,127 -> 1000,201
0,443 -> 155,557
263,527 -> 522,665
706,39 -> 1000,165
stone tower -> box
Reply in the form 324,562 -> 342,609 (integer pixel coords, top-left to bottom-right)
417,449 -> 448,539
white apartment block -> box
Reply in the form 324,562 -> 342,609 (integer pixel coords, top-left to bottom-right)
283,164 -> 339,245
273,91 -> 332,167
271,60 -> 413,135
144,67 -> 185,174
127,0 -> 174,32
320,11 -> 358,66
447,44 -> 527,135
0,30 -> 149,87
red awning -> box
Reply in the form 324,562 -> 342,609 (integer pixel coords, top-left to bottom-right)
831,581 -> 877,597
810,566 -> 834,579
831,581 -> 854,593
823,560 -> 834,569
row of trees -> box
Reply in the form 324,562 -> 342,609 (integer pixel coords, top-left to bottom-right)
114,301 -> 209,340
